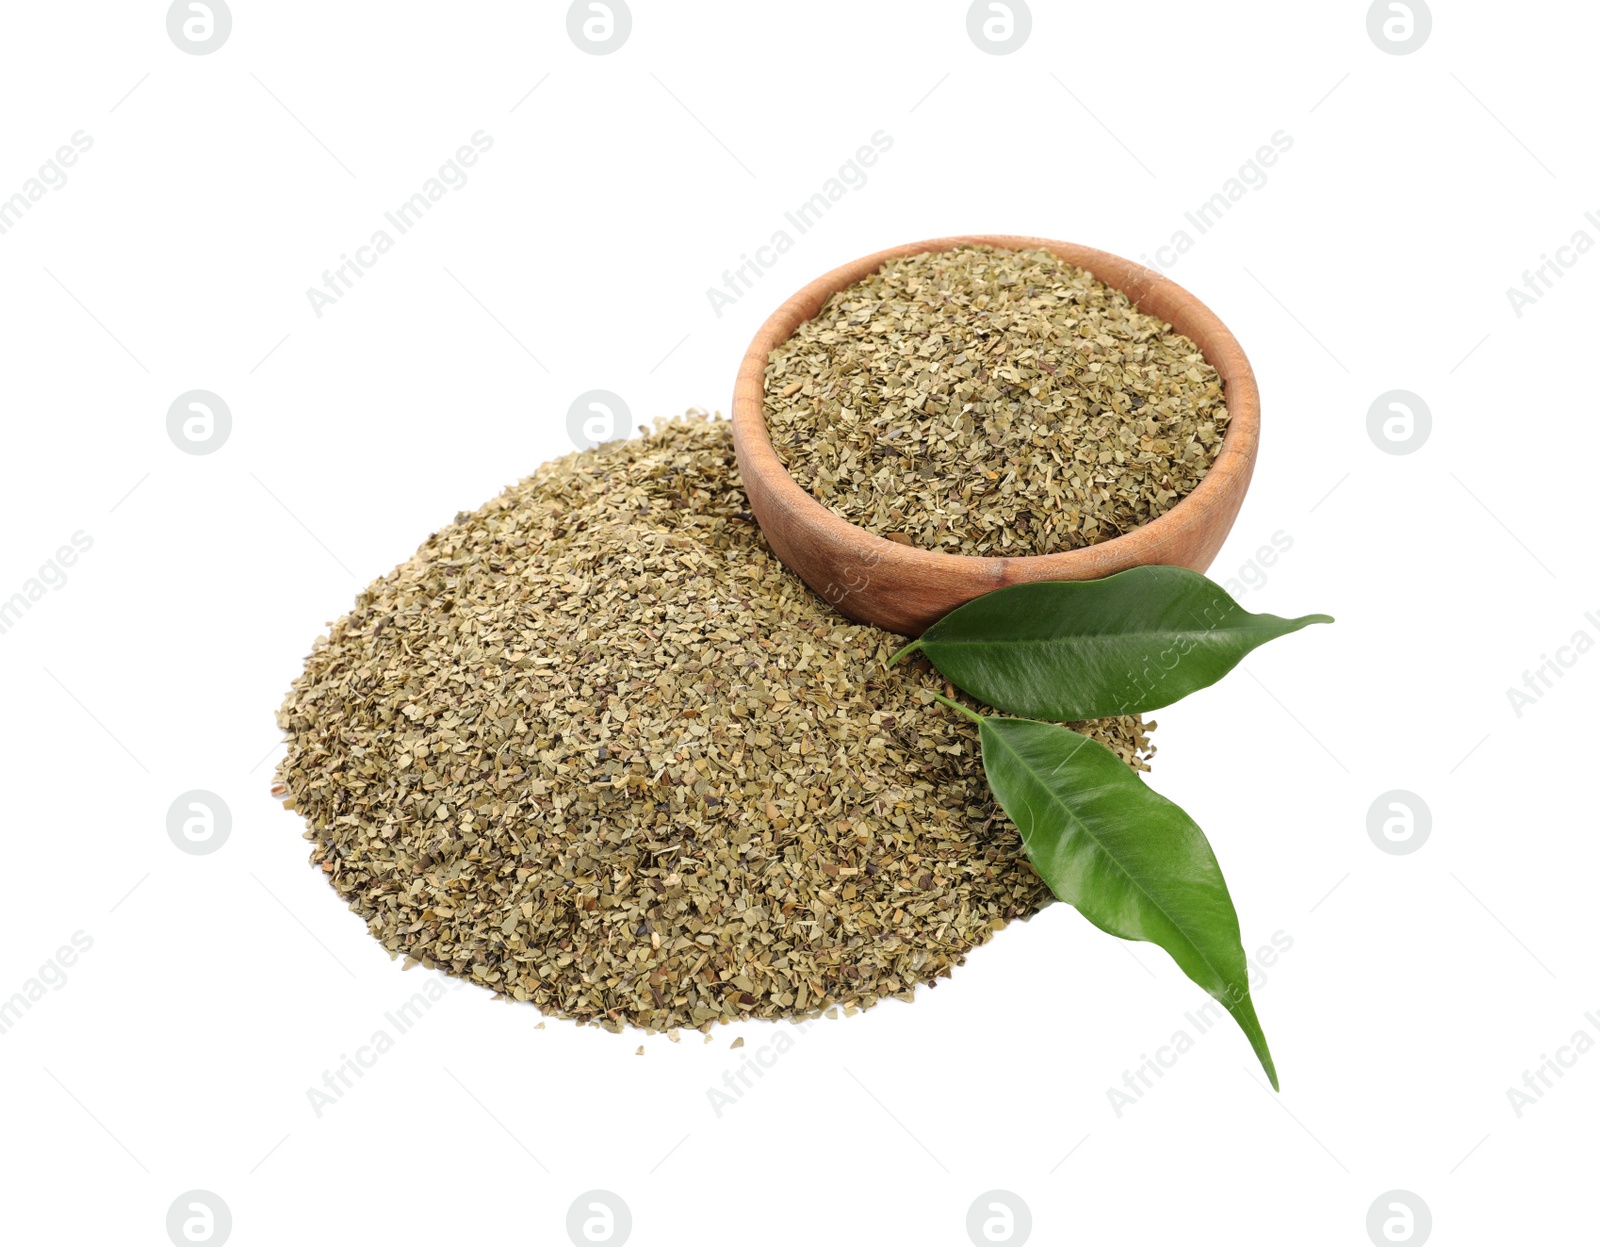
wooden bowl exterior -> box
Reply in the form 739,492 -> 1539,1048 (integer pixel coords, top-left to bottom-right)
731,235 -> 1260,637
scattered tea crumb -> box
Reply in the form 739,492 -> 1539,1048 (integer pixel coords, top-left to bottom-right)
764,244 -> 1229,556
730,1036 -> 745,1049
276,415 -> 1153,1034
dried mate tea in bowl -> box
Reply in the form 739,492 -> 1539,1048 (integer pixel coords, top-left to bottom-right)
275,414 -> 1154,1033
762,244 -> 1229,556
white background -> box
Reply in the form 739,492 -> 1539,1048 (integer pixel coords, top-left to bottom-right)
1,2 -> 1594,1244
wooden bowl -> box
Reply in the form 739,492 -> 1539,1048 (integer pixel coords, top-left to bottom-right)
731,234 -> 1260,636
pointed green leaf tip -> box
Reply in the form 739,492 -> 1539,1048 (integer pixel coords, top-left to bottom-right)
914,566 -> 1331,721
970,713 -> 1279,1089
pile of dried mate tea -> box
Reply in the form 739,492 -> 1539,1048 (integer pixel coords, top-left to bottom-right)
276,414 -> 1153,1033
763,244 -> 1229,556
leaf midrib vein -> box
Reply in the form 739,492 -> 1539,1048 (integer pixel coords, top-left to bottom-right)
928,622 -> 1305,650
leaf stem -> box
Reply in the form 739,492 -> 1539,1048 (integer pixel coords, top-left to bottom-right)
929,691 -> 984,724
887,638 -> 923,667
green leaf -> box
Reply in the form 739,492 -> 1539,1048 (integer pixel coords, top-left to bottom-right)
895,567 -> 1331,720
963,704 -> 1278,1088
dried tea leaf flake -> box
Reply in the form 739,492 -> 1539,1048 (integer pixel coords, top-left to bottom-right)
763,245 -> 1229,556
275,416 -> 1154,1034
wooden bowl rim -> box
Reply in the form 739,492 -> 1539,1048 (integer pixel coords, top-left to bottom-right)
731,233 -> 1260,581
